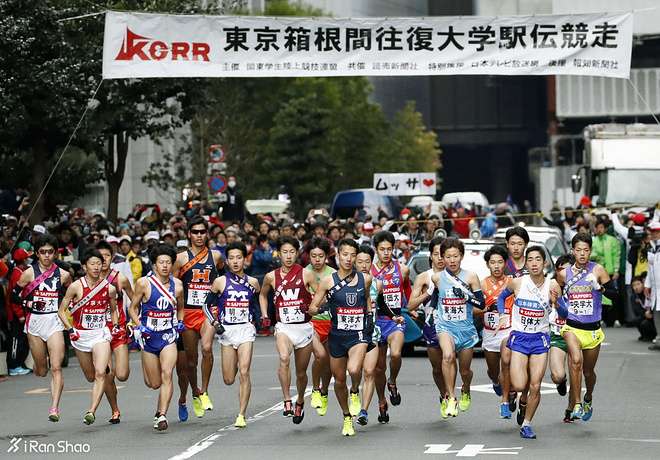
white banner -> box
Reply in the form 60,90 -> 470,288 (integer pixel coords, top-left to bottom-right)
103,11 -> 633,79
374,173 -> 436,196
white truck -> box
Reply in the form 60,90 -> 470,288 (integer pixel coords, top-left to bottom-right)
571,123 -> 660,206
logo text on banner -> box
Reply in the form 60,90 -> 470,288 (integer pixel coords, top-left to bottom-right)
374,172 -> 436,196
102,11 -> 633,79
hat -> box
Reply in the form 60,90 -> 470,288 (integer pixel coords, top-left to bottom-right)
13,248 -> 31,262
119,235 -> 132,243
17,241 -> 33,252
161,229 -> 174,238
145,231 -> 160,241
397,233 -> 410,242
363,222 -> 374,233
106,235 -> 119,244
176,239 -> 188,248
579,196 -> 592,208
632,213 -> 646,226
649,220 -> 660,231
32,224 -> 46,234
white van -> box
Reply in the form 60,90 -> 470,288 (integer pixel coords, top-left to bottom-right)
440,192 -> 489,209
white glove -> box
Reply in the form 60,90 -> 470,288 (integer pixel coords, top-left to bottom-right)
585,273 -> 601,291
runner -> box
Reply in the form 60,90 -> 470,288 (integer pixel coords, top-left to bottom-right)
204,242 -> 260,428
549,254 -> 575,423
355,244 -> 384,426
503,226 -> 531,424
306,237 -> 335,416
308,239 -> 374,436
407,236 -> 447,417
13,234 -> 72,422
173,216 -> 223,418
556,233 -> 618,423
479,245 -> 514,419
58,249 -> 118,425
128,244 -> 185,431
370,231 -> 408,413
430,237 -> 482,418
259,236 -> 316,424
496,246 -> 561,439
96,240 -> 134,424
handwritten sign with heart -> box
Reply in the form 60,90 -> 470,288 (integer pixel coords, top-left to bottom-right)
373,172 -> 437,196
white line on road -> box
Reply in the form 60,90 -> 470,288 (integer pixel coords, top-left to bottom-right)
168,388 -> 312,460
606,438 -> 660,443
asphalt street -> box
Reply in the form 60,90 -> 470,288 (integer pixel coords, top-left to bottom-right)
1,328 -> 659,460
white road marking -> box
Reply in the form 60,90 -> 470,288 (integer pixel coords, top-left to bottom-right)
606,438 -> 660,443
424,444 -> 522,456
168,388 -> 312,460
25,385 -> 125,395
467,382 -> 567,395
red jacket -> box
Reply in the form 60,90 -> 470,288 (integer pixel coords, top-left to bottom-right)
6,266 -> 25,322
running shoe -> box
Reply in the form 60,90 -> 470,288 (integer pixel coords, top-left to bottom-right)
83,411 -> 95,425
440,397 -> 449,419
283,400 -> 294,417
357,409 -> 368,426
500,402 -> 512,419
8,366 -> 31,376
349,391 -> 361,417
192,396 -> 205,418
571,403 -> 584,420
310,389 -> 322,409
520,425 -> 537,439
516,402 -> 527,426
563,409 -> 573,423
48,407 -> 60,423
317,394 -> 328,416
377,400 -> 390,424
582,400 -> 593,422
458,392 -> 471,412
446,397 -> 459,417
109,411 -> 121,424
492,383 -> 503,396
508,392 -> 517,413
556,378 -> 567,396
342,415 -> 355,436
293,402 -> 305,425
199,392 -> 213,411
234,414 -> 247,428
178,402 -> 188,422
153,412 -> 159,429
155,414 -> 168,431
387,382 -> 401,406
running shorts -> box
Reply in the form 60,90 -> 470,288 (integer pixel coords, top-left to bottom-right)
275,322 -> 314,349
422,323 -> 439,348
482,328 -> 510,353
507,331 -> 550,356
550,333 -> 568,352
110,322 -> 129,350
312,318 -> 331,344
560,324 -> 605,350
376,316 -> 406,345
436,326 -> 479,352
71,327 -> 112,353
184,308 -> 214,333
139,329 -> 178,356
328,331 -> 374,358
218,323 -> 256,349
25,313 -> 64,342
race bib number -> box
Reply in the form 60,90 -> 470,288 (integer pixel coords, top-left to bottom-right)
441,298 -> 467,322
484,311 -> 510,330
33,294 -> 58,313
383,287 -> 402,310
225,305 -> 249,324
337,307 -> 364,331
147,311 -> 173,332
82,313 -> 106,330
187,283 -> 210,307
568,292 -> 593,316
279,306 -> 305,324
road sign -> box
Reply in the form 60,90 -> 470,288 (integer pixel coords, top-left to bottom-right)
207,175 -> 227,194
209,144 -> 226,163
424,444 -> 523,456
374,172 -> 436,195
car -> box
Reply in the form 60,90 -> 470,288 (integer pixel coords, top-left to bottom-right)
330,188 -> 402,221
494,225 -> 567,265
441,191 -> 489,209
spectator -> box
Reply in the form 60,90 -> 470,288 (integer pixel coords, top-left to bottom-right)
645,220 -> 660,350
4,247 -> 32,375
118,235 -> 142,284
630,275 -> 655,342
591,217 -> 622,326
250,234 -> 274,283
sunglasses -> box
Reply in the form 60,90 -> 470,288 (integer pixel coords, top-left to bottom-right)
190,229 -> 207,235
38,248 -> 55,255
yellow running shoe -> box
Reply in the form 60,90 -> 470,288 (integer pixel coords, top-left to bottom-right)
234,414 -> 247,428
440,398 -> 449,419
317,394 -> 328,416
459,391 -> 471,412
310,389 -> 322,409
199,392 -> 213,411
349,391 -> 361,417
192,396 -> 205,418
342,415 -> 355,436
447,397 -> 459,417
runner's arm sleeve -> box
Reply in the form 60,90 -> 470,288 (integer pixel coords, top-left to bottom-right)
203,291 -> 219,324
601,280 -> 619,301
556,296 -> 569,318
497,288 -> 513,314
470,290 -> 485,309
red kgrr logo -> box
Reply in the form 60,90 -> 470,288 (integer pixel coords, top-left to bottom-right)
115,28 -> 210,61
